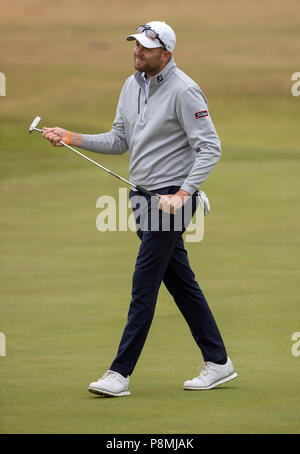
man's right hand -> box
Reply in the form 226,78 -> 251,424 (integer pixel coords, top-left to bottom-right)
42,127 -> 68,147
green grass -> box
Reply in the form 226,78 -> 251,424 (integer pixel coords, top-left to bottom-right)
1,0 -> 300,434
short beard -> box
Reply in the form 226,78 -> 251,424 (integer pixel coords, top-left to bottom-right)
134,60 -> 161,77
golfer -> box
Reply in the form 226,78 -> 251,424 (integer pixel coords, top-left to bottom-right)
43,21 -> 237,396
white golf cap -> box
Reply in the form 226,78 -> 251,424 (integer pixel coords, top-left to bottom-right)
126,21 -> 176,52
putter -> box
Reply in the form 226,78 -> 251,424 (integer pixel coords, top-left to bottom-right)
29,116 -> 155,197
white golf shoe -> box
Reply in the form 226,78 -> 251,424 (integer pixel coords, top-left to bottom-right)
184,357 -> 237,390
88,370 -> 130,397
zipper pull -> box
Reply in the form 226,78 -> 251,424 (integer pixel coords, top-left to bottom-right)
138,88 -> 141,114
145,98 -> 148,104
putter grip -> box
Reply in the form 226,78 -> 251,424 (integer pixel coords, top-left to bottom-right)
135,185 -> 156,197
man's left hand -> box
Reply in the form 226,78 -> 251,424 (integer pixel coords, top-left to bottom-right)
157,189 -> 191,214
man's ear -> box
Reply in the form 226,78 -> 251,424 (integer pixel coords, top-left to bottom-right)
163,50 -> 172,62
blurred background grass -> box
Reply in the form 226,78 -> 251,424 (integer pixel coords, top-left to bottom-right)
0,0 -> 300,434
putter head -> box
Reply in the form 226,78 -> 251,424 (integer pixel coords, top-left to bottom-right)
29,116 -> 41,134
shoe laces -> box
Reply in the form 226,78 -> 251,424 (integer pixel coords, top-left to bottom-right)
100,370 -> 124,383
197,362 -> 210,377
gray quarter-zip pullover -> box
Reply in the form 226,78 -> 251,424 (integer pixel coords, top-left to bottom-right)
80,58 -> 221,195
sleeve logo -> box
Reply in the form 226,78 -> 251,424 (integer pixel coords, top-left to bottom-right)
195,110 -> 208,119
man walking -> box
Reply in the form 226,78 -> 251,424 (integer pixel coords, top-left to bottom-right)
42,21 -> 237,396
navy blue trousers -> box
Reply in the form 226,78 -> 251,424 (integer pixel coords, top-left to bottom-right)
110,186 -> 227,377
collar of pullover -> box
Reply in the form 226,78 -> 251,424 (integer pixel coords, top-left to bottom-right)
134,58 -> 176,94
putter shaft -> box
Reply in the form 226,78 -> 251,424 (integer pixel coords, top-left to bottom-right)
29,118 -> 155,197
59,140 -> 134,189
